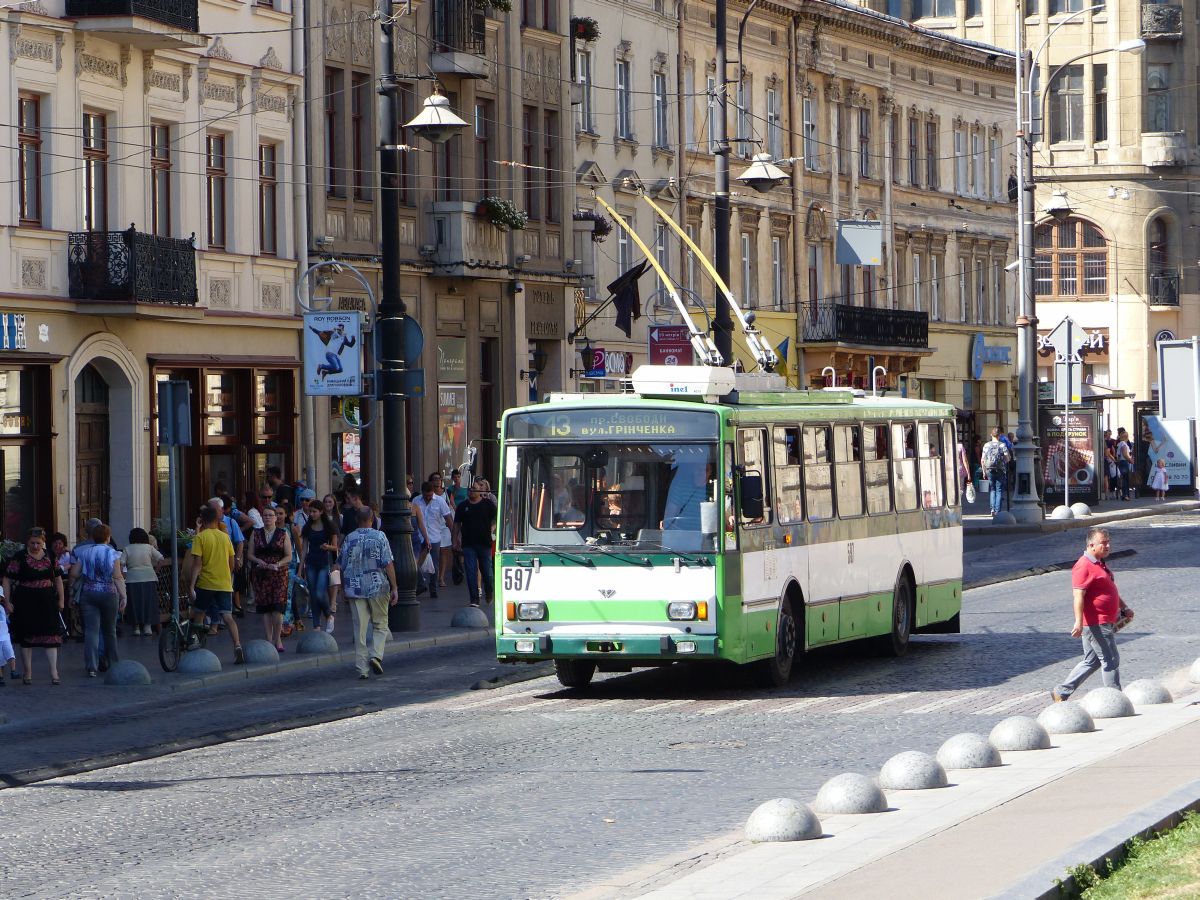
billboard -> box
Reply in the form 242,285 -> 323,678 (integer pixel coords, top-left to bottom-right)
648,325 -> 694,366
1137,412 -> 1193,491
303,312 -> 362,397
1039,406 -> 1100,506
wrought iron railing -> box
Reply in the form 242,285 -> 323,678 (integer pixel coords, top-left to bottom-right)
432,0 -> 486,54
1150,271 -> 1180,306
68,227 -> 199,306
66,0 -> 199,32
1141,2 -> 1182,38
801,300 -> 929,348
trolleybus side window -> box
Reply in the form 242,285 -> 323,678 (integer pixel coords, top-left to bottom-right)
773,426 -> 803,524
834,424 -> 864,518
737,428 -> 771,526
863,423 -> 892,515
892,422 -> 919,511
942,421 -> 959,506
919,421 -> 945,508
803,424 -> 834,521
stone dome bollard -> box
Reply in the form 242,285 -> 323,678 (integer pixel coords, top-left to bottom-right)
879,751 -> 948,790
297,631 -> 339,654
104,659 -> 152,686
242,639 -> 280,665
744,799 -> 822,842
1190,658 -> 1200,684
451,605 -> 490,628
936,733 -> 1001,770
1037,703 -> 1095,735
1081,687 -> 1135,719
1049,505 -> 1074,520
812,773 -> 888,815
989,716 -> 1051,751
1125,680 -> 1172,706
992,512 -> 1017,525
1070,502 -> 1091,518
177,648 -> 222,675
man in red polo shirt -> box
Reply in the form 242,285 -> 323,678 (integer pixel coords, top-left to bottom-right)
1052,527 -> 1134,702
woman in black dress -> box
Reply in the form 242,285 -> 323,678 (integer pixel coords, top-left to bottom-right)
2,527 -> 65,684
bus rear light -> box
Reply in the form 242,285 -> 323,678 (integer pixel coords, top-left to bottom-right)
505,601 -> 516,621
517,601 -> 547,621
697,601 -> 709,620
667,601 -> 697,620
515,639 -> 536,653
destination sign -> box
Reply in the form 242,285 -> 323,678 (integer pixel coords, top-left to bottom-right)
506,408 -> 717,440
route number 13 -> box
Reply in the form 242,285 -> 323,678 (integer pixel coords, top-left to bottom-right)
503,568 -> 534,591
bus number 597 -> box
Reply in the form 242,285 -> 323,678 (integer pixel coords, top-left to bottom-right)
503,568 -> 534,592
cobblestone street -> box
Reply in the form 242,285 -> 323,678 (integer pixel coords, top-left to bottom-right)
3,511 -> 1199,899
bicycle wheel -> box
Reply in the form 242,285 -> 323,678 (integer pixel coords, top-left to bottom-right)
159,623 -> 182,672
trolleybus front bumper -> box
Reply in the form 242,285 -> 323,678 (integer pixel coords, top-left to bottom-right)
498,632 -> 719,661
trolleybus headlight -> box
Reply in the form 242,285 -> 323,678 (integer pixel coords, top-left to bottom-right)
516,601 -> 547,621
667,601 -> 697,621
676,641 -> 697,654
515,639 -> 537,653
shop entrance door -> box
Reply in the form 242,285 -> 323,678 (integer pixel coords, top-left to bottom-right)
76,364 -> 110,536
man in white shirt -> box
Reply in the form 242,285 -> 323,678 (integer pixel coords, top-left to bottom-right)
412,481 -> 453,598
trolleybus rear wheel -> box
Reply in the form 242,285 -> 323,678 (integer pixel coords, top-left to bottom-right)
754,595 -> 797,688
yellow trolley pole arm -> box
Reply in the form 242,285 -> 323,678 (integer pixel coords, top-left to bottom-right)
640,194 -> 779,372
591,192 -> 723,366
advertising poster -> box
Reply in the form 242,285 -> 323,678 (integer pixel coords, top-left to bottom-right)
1139,413 -> 1193,490
341,431 -> 361,475
438,384 -> 467,476
1039,406 -> 1099,506
303,312 -> 362,397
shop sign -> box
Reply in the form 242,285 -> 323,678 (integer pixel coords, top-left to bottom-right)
604,350 -> 634,376
302,311 -> 362,397
968,332 -> 1012,380
438,385 -> 467,475
648,325 -> 693,366
583,346 -> 606,378
437,337 -> 467,382
1038,327 -> 1107,361
526,285 -> 565,340
0,313 -> 27,351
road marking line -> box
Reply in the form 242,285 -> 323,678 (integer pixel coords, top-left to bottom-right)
444,687 -> 547,711
505,698 -> 569,712
698,699 -> 765,716
559,698 -> 626,712
635,699 -> 694,713
904,689 -> 991,714
766,696 -> 834,714
834,692 -> 915,714
973,690 -> 1048,715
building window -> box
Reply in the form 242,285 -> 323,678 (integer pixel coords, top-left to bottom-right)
1051,0 -> 1099,13
840,263 -> 853,303
958,264 -> 968,321
975,261 -> 986,323
206,132 -> 227,249
653,72 -> 670,149
836,103 -> 849,173
707,76 -> 719,153
966,0 -> 981,16
543,111 -> 558,222
890,112 -> 900,183
616,59 -> 633,140
325,69 -> 343,198
988,134 -> 1000,201
18,95 -> 41,227
735,78 -> 751,158
82,111 -> 108,233
858,107 -> 871,178
995,262 -> 1006,324
1145,64 -> 1171,132
766,87 -> 782,161
930,253 -> 941,320
522,107 -> 539,221
1093,64 -> 1107,143
475,100 -> 493,196
685,223 -> 698,292
953,128 -> 966,193
911,253 -> 922,312
807,244 -> 820,304
149,123 -> 172,237
617,212 -> 633,273
912,0 -> 954,15
925,120 -> 938,189
1049,65 -> 1084,143
576,50 -> 594,133
863,268 -> 875,308
971,131 -> 983,196
741,232 -> 755,307
683,65 -> 695,150
1034,217 -> 1108,298
771,236 -> 784,310
803,98 -> 819,170
654,222 -> 670,276
259,143 -> 278,256
351,73 -> 369,200
907,116 -> 920,186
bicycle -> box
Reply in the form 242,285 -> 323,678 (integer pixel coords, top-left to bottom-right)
158,607 -> 207,672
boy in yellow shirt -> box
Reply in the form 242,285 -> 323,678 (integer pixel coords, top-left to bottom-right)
187,505 -> 244,664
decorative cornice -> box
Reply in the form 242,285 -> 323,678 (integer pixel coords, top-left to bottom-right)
259,46 -> 282,70
207,36 -> 233,60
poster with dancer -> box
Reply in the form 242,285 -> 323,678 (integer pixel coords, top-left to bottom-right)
303,312 -> 362,397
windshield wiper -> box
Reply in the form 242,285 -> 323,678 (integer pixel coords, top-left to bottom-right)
588,545 -> 653,567
514,544 -> 595,567
664,547 -> 713,566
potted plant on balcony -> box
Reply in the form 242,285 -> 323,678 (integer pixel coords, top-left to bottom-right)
477,196 -> 528,231
474,0 -> 513,12
573,208 -> 612,243
571,16 -> 600,42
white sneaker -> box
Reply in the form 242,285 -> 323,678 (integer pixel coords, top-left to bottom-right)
325,618 -> 335,635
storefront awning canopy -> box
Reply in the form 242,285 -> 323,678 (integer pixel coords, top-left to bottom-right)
1082,381 -> 1134,401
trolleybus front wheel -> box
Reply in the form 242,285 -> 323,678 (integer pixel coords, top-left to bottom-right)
754,595 -> 797,688
554,659 -> 597,689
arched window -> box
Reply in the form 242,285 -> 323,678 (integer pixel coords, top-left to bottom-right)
1034,217 -> 1107,298
1149,217 -> 1178,305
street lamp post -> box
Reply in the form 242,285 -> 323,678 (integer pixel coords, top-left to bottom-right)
713,0 -> 733,366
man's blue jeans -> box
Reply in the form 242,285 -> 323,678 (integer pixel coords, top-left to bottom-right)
462,544 -> 494,604
989,476 -> 1006,516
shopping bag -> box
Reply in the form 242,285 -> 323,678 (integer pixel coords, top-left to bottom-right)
420,553 -> 436,576
965,482 -> 977,504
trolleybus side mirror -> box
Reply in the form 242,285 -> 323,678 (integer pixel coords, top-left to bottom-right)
739,472 -> 765,520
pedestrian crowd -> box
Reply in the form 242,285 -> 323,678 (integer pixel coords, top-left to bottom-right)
0,464 -> 497,684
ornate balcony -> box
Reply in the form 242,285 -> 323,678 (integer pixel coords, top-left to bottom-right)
1141,3 -> 1183,39
66,0 -> 205,50
801,300 -> 929,349
431,0 -> 490,78
1150,271 -> 1180,306
427,202 -> 515,279
1141,131 -> 1188,167
68,228 -> 199,306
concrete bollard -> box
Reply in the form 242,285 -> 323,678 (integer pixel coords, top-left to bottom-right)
879,751 -> 948,790
1037,703 -> 1095,735
177,648 -> 222,675
989,716 -> 1051,751
451,605 -> 490,628
1189,658 -> 1200,684
104,660 -> 152,686
1069,502 -> 1091,518
1049,506 -> 1074,520
297,631 -> 339,654
936,733 -> 1001,770
242,639 -> 280,665
992,512 -> 1017,525
744,799 -> 822,842
1081,687 -> 1135,719
812,773 -> 888,815
1124,679 -> 1172,706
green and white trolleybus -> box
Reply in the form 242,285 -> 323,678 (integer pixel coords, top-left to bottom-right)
494,366 -> 963,688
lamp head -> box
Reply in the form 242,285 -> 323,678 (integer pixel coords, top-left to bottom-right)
734,153 -> 789,193
1116,38 -> 1146,56
404,89 -> 468,145
1044,189 -> 1073,223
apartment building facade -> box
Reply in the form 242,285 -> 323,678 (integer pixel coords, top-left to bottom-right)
0,0 -> 303,542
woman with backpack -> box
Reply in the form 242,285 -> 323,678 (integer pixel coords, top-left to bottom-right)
981,428 -> 1011,518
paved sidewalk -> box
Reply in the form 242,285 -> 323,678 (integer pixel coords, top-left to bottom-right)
962,494 -> 1200,536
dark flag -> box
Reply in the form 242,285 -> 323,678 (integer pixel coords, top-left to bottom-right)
608,260 -> 647,339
